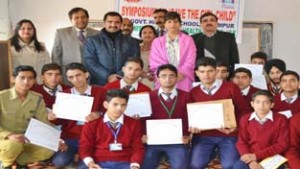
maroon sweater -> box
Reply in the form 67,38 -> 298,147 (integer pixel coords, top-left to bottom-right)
272,94 -> 300,116
146,89 -> 190,136
190,81 -> 252,137
79,115 -> 145,165
31,84 -> 70,109
243,85 -> 259,111
236,112 -> 289,161
52,85 -> 106,139
285,113 -> 300,169
104,80 -> 152,94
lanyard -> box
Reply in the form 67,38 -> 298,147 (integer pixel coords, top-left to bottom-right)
158,92 -> 178,118
106,122 -> 122,143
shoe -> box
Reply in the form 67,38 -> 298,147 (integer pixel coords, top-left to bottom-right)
16,164 -> 28,169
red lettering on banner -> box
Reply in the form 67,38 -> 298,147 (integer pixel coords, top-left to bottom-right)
216,10 -> 236,21
121,6 -> 156,17
187,9 -> 199,19
168,8 -> 187,19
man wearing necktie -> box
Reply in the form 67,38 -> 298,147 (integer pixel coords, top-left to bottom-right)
153,8 -> 168,37
78,89 -> 144,169
272,70 -> 300,117
48,63 -> 106,167
142,64 -> 190,169
51,7 -> 98,84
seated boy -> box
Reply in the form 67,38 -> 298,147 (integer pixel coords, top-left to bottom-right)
78,89 -> 145,169
105,58 -> 151,93
234,90 -> 289,169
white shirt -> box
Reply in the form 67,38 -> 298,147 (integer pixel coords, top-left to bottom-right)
280,92 -> 298,104
75,27 -> 87,37
120,79 -> 139,91
158,87 -> 178,101
43,84 -> 63,96
166,35 -> 180,66
249,111 -> 273,124
200,79 -> 223,95
241,86 -> 251,96
71,85 -> 92,96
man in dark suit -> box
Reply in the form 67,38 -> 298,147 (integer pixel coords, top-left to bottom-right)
51,7 -> 98,83
192,12 -> 239,79
153,8 -> 168,37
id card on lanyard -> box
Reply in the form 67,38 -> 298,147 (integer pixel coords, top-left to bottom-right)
107,122 -> 123,151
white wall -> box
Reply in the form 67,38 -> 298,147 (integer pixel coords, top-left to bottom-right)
243,0 -> 300,73
2,0 -> 300,73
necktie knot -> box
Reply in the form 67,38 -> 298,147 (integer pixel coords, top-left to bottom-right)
162,92 -> 172,102
286,97 -> 293,104
108,121 -> 119,129
204,86 -> 216,95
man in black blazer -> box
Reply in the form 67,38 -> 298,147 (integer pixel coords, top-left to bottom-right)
192,12 -> 239,80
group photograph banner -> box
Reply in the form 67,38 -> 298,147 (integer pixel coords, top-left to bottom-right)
116,0 -> 244,43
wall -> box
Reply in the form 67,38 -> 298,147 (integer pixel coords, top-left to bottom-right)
1,0 -> 300,73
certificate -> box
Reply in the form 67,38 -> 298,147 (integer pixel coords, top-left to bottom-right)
146,119 -> 183,145
259,154 -> 287,169
279,110 -> 292,119
53,92 -> 94,122
124,93 -> 152,117
187,99 -> 236,130
25,118 -> 61,151
252,75 -> 268,90
234,64 -> 264,76
187,103 -> 224,130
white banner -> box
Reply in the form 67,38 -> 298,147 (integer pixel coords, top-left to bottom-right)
116,0 -> 244,43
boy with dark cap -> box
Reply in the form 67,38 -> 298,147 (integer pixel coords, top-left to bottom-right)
264,59 -> 286,96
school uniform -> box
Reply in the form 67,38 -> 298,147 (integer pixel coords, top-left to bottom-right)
104,79 -> 152,94
78,114 -> 145,169
142,88 -> 190,169
273,93 -> 300,117
51,85 -> 106,167
234,111 -> 289,169
241,85 -> 259,111
189,80 -> 252,169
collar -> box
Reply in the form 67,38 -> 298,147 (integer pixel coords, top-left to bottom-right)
120,79 -> 138,91
158,87 -> 178,100
280,92 -> 298,103
74,27 -> 87,32
18,39 -> 35,48
9,87 -> 34,101
241,86 -> 251,96
43,84 -> 63,96
249,111 -> 273,123
103,113 -> 124,125
200,79 -> 222,95
71,85 -> 92,96
166,35 -> 179,43
204,31 -> 217,38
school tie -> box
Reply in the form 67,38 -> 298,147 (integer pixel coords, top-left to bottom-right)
203,86 -> 216,96
286,97 -> 293,104
78,30 -> 85,44
108,121 -> 119,130
162,92 -> 172,102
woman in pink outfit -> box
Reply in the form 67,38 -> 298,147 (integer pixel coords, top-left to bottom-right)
150,12 -> 196,92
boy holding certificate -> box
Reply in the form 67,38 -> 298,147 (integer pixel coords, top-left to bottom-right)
234,90 -> 289,169
105,57 -> 151,94
272,70 -> 300,117
31,63 -> 69,109
141,64 -> 190,169
189,57 -> 251,169
48,63 -> 106,167
0,66 -> 54,169
78,89 -> 144,169
286,113 -> 300,169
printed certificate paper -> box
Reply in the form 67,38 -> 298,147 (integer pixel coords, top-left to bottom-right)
146,119 -> 183,145
124,93 -> 152,117
260,154 -> 287,169
53,92 -> 94,122
25,118 -> 61,151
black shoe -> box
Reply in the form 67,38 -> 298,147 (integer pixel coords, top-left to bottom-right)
16,164 -> 28,169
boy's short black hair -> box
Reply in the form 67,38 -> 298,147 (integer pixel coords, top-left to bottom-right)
200,12 -> 218,23
252,90 -> 274,103
216,61 -> 229,71
250,51 -> 268,62
164,11 -> 182,23
124,57 -> 144,69
103,11 -> 123,22
156,64 -> 178,77
233,67 -> 252,78
196,57 -> 217,69
13,65 -> 37,78
106,89 -> 129,102
280,70 -> 300,81
65,62 -> 88,73
41,63 -> 62,75
68,7 -> 89,20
